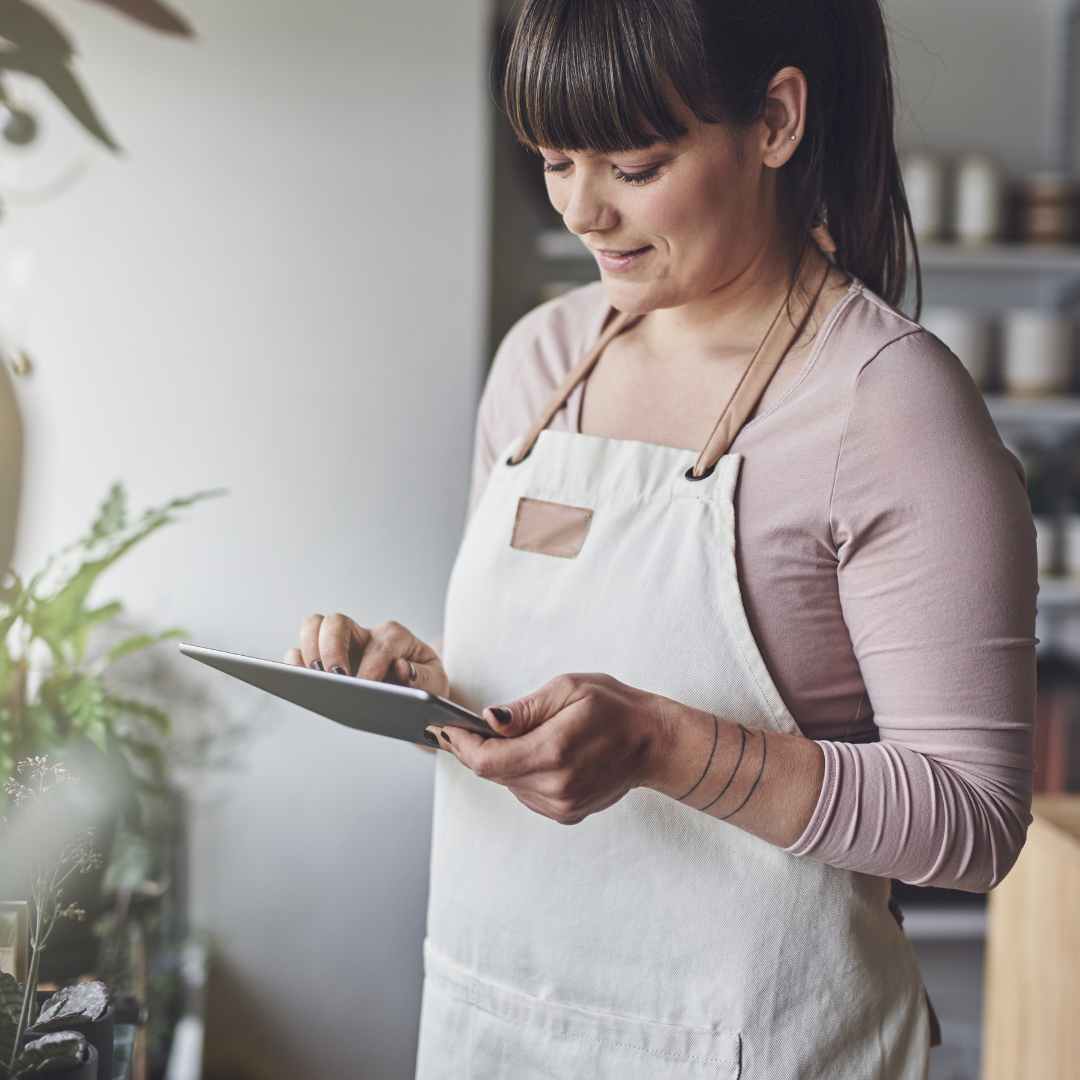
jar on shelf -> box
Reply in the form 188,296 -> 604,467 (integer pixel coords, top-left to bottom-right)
1000,308 -> 1075,396
900,150 -> 948,241
1056,431 -> 1080,579
1013,171 -> 1079,244
920,306 -> 994,388
954,152 -> 1006,244
1011,439 -> 1059,576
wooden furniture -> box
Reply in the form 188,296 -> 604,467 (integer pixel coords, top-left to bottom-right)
981,795 -> 1080,1078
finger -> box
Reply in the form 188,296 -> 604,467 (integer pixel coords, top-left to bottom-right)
392,656 -> 442,694
444,719 -> 558,782
283,647 -> 303,666
298,612 -> 324,669
480,673 -> 580,738
319,612 -> 371,676
355,620 -> 410,682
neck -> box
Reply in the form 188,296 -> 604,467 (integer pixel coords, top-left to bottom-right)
635,235 -> 830,368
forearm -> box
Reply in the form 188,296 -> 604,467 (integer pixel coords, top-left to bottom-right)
642,699 -> 825,849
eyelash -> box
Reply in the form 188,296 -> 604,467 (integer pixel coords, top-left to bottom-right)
542,161 -> 662,187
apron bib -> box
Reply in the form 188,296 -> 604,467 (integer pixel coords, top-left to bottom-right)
416,263 -> 934,1079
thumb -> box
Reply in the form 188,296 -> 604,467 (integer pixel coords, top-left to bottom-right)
482,691 -> 557,737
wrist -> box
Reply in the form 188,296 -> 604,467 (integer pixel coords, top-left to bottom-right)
641,698 -> 739,799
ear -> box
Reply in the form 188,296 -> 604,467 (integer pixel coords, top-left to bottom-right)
759,65 -> 808,169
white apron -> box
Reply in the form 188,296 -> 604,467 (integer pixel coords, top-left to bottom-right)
416,265 -> 936,1078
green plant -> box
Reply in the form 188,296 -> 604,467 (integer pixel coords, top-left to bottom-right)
0,0 -> 194,156
0,756 -> 101,1078
0,481 -> 226,803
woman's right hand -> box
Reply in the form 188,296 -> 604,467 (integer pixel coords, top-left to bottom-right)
283,612 -> 449,701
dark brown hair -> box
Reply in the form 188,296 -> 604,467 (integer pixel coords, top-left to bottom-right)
496,0 -> 923,321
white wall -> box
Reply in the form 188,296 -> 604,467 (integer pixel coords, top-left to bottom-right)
1,1 -> 489,1077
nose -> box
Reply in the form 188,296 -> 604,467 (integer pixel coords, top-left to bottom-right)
558,170 -> 615,239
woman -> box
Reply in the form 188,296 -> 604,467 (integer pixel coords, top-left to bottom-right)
288,1 -> 1038,1076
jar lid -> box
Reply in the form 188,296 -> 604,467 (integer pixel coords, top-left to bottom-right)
1019,170 -> 1080,195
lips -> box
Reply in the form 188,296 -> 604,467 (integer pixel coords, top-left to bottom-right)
597,245 -> 650,255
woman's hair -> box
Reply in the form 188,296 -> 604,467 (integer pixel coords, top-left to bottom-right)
496,0 -> 923,321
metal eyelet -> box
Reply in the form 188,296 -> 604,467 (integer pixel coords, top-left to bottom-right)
684,462 -> 716,482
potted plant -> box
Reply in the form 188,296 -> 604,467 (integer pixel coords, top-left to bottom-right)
0,482 -> 225,979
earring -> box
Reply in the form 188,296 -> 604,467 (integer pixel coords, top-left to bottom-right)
790,134 -> 798,141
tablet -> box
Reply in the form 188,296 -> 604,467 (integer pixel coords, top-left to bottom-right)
178,642 -> 497,747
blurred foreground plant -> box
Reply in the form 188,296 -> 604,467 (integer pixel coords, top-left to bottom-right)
0,0 -> 194,155
0,756 -> 101,1077
0,481 -> 226,802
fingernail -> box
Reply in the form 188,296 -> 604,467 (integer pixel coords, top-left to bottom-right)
331,665 -> 346,676
311,660 -> 324,671
489,706 -> 511,727
438,729 -> 453,747
423,727 -> 439,746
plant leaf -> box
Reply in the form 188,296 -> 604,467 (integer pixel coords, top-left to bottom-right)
0,49 -> 121,152
71,600 -> 124,664
87,483 -> 126,545
0,1 -> 75,58
77,0 -> 194,38
103,693 -> 170,736
104,626 -> 187,666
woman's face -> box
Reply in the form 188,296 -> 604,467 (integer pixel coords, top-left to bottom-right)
538,92 -> 790,319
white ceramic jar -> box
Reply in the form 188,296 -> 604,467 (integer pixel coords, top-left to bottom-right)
954,152 -> 1006,244
1034,514 -> 1060,577
1064,514 -> 1080,579
901,150 -> 948,241
1001,309 -> 1075,396
920,306 -> 994,388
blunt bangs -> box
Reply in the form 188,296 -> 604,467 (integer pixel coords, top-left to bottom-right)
500,0 -> 723,156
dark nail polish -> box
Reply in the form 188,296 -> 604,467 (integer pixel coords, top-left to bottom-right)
311,659 -> 324,671
331,665 -> 346,676
439,729 -> 453,747
423,730 -> 439,746
491,707 -> 511,726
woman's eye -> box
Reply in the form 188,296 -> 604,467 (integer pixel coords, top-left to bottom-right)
541,161 -> 661,187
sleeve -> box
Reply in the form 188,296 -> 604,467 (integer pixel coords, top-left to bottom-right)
783,328 -> 1039,893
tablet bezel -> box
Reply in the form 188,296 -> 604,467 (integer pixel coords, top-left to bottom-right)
178,642 -> 497,745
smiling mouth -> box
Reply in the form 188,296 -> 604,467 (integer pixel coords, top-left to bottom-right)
598,245 -> 651,255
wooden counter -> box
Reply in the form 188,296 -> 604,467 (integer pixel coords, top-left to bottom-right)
982,795 -> 1080,1079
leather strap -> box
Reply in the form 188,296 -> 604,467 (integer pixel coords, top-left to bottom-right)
507,253 -> 832,474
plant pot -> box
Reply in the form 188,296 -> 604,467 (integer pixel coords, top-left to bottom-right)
27,1003 -> 114,1080
12,1038 -> 98,1080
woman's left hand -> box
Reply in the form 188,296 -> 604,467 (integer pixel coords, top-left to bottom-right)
427,673 -> 667,825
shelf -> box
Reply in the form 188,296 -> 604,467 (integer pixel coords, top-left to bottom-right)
984,395 -> 1080,425
901,904 -> 986,942
914,241 -> 1080,275
536,229 -> 1080,274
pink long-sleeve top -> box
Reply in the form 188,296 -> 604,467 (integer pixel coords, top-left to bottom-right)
460,277 -> 1039,893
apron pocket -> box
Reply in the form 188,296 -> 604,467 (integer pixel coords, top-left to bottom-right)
417,939 -> 742,1079
510,496 -> 593,558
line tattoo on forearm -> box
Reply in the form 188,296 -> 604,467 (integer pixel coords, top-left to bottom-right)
717,728 -> 768,821
673,712 -> 720,802
698,722 -> 748,812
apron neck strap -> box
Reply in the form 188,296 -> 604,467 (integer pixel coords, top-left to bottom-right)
507,255 -> 832,472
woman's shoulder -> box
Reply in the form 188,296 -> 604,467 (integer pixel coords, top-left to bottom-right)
829,279 -> 1026,491
837,279 -> 987,414
490,281 -> 610,379
481,282 -> 610,423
